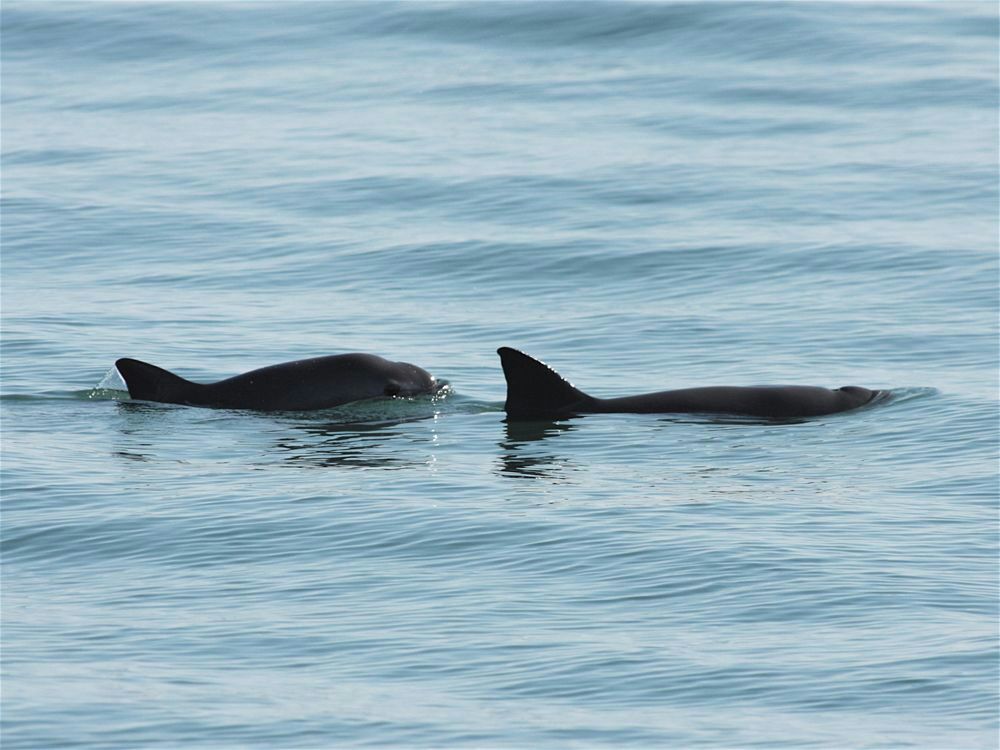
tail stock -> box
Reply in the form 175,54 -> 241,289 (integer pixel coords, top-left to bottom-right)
497,347 -> 593,420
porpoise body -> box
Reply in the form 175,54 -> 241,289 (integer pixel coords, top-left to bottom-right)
498,347 -> 882,420
116,353 -> 439,411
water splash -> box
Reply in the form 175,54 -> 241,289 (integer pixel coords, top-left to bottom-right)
87,365 -> 128,400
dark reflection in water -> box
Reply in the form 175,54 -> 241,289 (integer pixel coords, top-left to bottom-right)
112,400 -> 175,462
493,410 -> 819,480
112,398 -> 444,469
115,400 -> 175,415
656,413 -> 810,427
273,415 -> 437,469
497,417 -> 577,480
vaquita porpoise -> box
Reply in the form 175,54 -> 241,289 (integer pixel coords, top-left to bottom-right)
497,347 -> 884,420
115,354 -> 441,411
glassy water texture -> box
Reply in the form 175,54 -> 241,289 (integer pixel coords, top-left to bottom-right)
2,3 -> 997,748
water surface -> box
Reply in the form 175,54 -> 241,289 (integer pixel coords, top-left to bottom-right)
2,2 -> 998,748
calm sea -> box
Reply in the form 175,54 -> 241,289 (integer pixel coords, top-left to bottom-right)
2,2 -> 998,748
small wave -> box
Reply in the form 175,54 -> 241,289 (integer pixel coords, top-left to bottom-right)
878,386 -> 939,406
0,389 -> 129,404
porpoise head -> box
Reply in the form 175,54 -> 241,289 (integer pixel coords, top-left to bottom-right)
384,359 -> 442,398
837,385 -> 881,408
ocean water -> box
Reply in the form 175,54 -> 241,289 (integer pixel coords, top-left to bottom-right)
2,2 -> 997,747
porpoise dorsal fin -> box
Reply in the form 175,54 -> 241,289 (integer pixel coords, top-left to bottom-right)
115,358 -> 200,405
497,347 -> 594,419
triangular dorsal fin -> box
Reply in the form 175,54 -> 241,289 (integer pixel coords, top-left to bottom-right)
497,347 -> 593,419
115,358 -> 200,405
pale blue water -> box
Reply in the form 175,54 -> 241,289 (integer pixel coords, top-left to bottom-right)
2,2 -> 998,748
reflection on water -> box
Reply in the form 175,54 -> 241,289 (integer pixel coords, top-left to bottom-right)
273,415 -> 438,469
111,398 -> 445,469
497,417 -> 577,480
109,393 -> 907,474
657,413 -> 811,427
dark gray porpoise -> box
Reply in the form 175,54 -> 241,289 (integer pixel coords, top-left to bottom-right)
498,347 -> 883,420
115,353 -> 439,411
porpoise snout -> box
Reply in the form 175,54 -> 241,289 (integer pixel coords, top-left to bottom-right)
394,361 -> 439,396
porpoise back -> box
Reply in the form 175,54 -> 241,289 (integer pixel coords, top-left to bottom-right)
498,347 -> 882,420
116,353 -> 439,411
